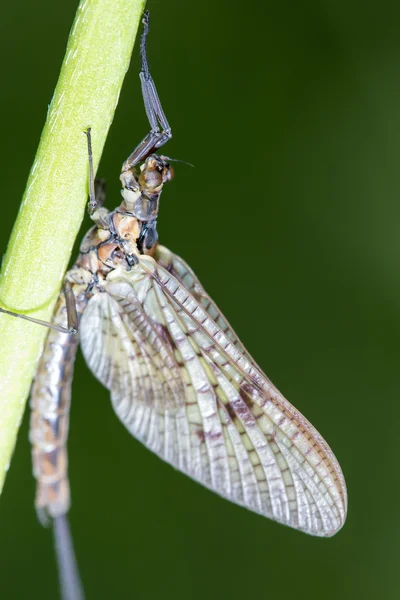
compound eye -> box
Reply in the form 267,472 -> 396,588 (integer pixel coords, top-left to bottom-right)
139,168 -> 163,190
164,166 -> 174,182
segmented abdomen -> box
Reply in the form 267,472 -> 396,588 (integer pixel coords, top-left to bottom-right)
29,282 -> 87,522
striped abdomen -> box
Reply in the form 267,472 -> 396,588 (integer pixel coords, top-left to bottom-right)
29,281 -> 87,522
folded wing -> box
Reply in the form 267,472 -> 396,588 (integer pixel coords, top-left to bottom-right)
80,251 -> 347,536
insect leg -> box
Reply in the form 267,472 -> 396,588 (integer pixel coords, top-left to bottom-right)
84,128 -> 110,227
84,127 -> 97,215
122,10 -> 172,171
94,177 -> 107,207
64,281 -> 78,334
0,282 -> 79,335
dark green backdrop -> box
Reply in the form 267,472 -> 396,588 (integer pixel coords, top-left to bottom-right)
0,1 -> 397,598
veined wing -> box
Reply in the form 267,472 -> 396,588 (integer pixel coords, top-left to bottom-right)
80,253 -> 347,536
154,245 -> 252,361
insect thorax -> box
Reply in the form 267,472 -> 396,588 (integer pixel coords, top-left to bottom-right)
77,162 -> 172,278
77,212 -> 139,276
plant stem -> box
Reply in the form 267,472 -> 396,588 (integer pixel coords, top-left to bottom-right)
0,0 -> 145,494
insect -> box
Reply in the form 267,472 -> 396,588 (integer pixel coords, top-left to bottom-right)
2,11 -> 347,537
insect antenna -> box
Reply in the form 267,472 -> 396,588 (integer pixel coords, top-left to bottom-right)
163,157 -> 195,168
53,515 -> 85,600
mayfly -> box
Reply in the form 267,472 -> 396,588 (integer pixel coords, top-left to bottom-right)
2,12 -> 347,539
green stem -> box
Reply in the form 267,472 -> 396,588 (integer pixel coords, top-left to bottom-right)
0,0 -> 145,494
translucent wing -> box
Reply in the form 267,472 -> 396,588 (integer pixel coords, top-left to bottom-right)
80,251 -> 347,536
154,245 -> 252,360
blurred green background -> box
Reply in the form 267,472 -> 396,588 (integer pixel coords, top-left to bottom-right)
0,0 -> 397,598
